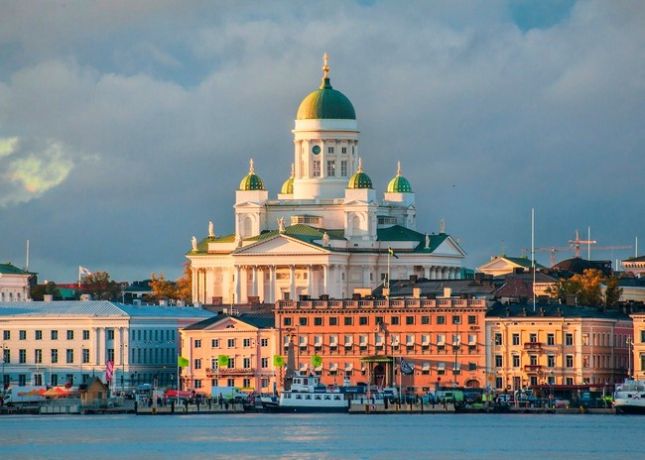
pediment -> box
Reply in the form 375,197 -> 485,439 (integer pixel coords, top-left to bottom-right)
478,257 -> 518,271
205,316 -> 258,332
433,236 -> 466,257
234,235 -> 329,256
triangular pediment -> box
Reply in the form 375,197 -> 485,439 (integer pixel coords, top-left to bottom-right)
433,236 -> 466,257
234,234 -> 329,256
478,257 -> 520,272
205,316 -> 259,332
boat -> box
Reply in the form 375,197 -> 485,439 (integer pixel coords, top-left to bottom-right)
613,379 -> 645,414
262,373 -> 349,413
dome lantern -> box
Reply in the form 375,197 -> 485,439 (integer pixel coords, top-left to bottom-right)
386,161 -> 412,193
347,158 -> 373,189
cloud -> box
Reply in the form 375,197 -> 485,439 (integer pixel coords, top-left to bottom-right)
0,139 -> 75,206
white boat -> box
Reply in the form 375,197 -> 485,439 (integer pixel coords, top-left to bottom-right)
263,373 -> 349,413
613,379 -> 645,414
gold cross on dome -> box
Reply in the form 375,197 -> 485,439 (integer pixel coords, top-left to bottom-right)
322,52 -> 330,79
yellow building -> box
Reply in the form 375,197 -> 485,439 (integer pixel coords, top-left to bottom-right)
486,305 -> 632,391
179,313 -> 278,395
630,313 -> 645,380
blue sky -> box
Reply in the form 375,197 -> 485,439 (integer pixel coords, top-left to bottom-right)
0,0 -> 643,282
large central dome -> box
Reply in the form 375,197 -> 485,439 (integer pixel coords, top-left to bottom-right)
296,54 -> 356,120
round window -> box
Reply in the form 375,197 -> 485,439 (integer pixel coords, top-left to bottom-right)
312,145 -> 321,155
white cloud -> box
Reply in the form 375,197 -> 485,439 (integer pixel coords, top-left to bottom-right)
0,136 -> 19,158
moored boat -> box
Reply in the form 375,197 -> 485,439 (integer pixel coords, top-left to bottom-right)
263,373 -> 349,413
613,379 -> 645,414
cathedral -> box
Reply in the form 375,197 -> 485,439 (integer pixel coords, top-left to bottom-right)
188,55 -> 466,305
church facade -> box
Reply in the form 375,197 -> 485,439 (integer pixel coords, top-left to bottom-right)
188,56 -> 466,305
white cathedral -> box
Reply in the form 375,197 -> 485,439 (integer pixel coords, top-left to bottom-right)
188,55 -> 466,305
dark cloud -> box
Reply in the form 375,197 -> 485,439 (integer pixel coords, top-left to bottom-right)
0,0 -> 642,281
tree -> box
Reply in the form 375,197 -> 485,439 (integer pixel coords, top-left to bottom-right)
150,273 -> 177,302
175,262 -> 193,304
80,272 -> 122,301
30,281 -> 61,301
547,269 -> 605,307
604,276 -> 623,308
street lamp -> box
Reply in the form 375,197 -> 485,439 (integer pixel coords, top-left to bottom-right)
627,337 -> 634,379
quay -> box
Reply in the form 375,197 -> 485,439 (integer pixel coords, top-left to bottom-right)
349,401 -> 455,414
135,401 -> 244,415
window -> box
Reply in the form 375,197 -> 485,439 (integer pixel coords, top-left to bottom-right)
35,349 -> 42,364
421,316 -> 430,325
566,377 -> 574,385
565,333 -> 573,346
327,160 -> 336,177
243,358 -> 251,369
547,334 -> 555,346
211,339 -> 220,348
107,349 -> 114,362
283,317 -> 292,326
2,330 -> 9,340
261,357 -> 269,368
529,333 -> 537,343
83,330 -> 90,340
194,379 -> 202,389
512,355 -> 520,368
67,330 -> 74,340
529,354 -> 538,366
3,349 -> 10,364
641,354 -> 645,373
227,378 -> 235,387
452,315 -> 461,325
299,317 -> 308,326
227,339 -> 236,348
313,160 -> 321,177
496,377 -> 503,389
390,316 -> 400,325
66,349 -> 74,364
640,330 -> 645,343
344,317 -> 353,326
35,330 -> 42,340
437,316 -> 445,325
50,348 -> 59,363
227,358 -> 235,369
261,338 -> 269,347
495,355 -> 503,367
195,339 -> 202,348
359,316 -> 368,326
243,378 -> 251,388
19,330 -> 26,340
530,376 -> 538,386
406,316 -> 415,325
19,349 -> 26,363
329,317 -> 338,326
341,160 -> 347,176
512,334 -> 520,346
328,146 -> 335,154
82,349 -> 90,364
194,359 -> 202,369
494,333 -> 503,346
18,374 -> 26,386
243,338 -> 251,348
375,317 -> 384,328
566,355 -> 574,368
314,317 -> 323,326
547,355 -> 555,368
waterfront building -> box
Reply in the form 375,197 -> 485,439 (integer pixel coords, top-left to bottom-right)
0,301 -> 213,390
179,313 -> 277,394
485,304 -> 632,392
187,55 -> 466,305
0,262 -> 34,302
274,296 -> 487,394
477,256 -> 545,277
623,255 -> 645,278
630,312 -> 645,380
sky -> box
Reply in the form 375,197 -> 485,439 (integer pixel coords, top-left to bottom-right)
0,0 -> 643,283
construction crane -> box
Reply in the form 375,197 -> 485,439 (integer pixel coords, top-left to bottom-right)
569,229 -> 596,258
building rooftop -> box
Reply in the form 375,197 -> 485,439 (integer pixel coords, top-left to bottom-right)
0,301 -> 215,319
183,313 -> 275,330
487,303 -> 631,320
0,262 -> 35,275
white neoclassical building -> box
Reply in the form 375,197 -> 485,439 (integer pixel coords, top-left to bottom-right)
188,55 -> 466,305
0,301 -> 213,390
0,262 -> 33,302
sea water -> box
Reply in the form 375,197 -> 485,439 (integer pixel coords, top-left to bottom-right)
0,413 -> 639,459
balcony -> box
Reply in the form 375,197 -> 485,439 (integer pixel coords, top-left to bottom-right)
524,342 -> 543,351
206,368 -> 255,377
524,365 -> 542,373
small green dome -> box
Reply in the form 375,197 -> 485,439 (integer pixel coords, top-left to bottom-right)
280,164 -> 295,194
239,159 -> 265,191
296,54 -> 355,120
386,162 -> 412,193
347,158 -> 372,189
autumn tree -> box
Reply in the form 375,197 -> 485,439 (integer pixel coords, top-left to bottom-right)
80,272 -> 122,301
548,269 -> 609,307
150,273 -> 177,302
604,276 -> 623,308
175,262 -> 192,304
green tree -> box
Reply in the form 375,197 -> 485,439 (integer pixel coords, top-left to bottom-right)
30,281 -> 61,301
604,276 -> 623,308
547,269 -> 604,307
80,272 -> 122,301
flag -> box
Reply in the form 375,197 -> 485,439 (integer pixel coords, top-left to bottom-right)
400,357 -> 414,375
310,354 -> 323,368
217,355 -> 230,368
105,360 -> 114,382
177,356 -> 189,368
388,247 -> 399,259
79,266 -> 92,278
273,355 -> 285,368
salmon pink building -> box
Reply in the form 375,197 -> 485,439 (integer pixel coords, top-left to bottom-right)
275,296 -> 487,394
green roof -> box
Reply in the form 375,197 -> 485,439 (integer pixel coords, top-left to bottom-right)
296,77 -> 356,120
347,171 -> 372,189
239,173 -> 265,191
504,256 -> 546,270
376,225 -> 448,252
0,262 -> 33,275
187,234 -> 236,255
386,175 -> 412,193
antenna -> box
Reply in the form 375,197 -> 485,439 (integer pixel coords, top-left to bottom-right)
25,239 -> 30,271
531,209 -> 536,312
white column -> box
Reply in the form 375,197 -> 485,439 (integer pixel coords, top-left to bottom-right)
234,266 -> 241,304
123,328 -> 130,367
323,265 -> 329,296
362,265 -> 370,288
257,267 -> 265,303
191,268 -> 198,303
114,327 -> 122,366
424,267 -> 430,279
307,265 -> 313,297
94,327 -> 100,364
240,267 -> 248,303
251,266 -> 258,297
289,265 -> 296,300
98,328 -> 106,365
269,266 -> 276,303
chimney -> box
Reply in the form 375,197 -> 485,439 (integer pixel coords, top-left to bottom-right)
43,294 -> 53,302
412,287 -> 421,299
443,287 -> 452,298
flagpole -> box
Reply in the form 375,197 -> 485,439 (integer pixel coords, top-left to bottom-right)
387,248 -> 391,299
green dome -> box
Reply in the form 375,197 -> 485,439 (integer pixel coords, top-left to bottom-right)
386,162 -> 412,193
280,164 -> 295,194
347,159 -> 372,189
239,159 -> 265,191
296,55 -> 355,120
